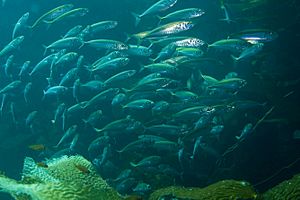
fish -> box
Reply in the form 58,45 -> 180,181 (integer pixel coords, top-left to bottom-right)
84,109 -> 104,127
132,21 -> 195,41
130,156 -> 161,168
88,135 -> 110,158
127,77 -> 178,92
91,57 -> 130,74
230,29 -> 278,43
36,162 -> 49,168
153,43 -> 177,62
117,135 -> 162,153
55,125 -> 78,148
174,47 -> 204,58
52,103 -> 66,124
93,145 -> 111,167
12,12 -> 30,39
4,55 -> 15,79
31,4 -> 74,28
210,125 -> 224,136
43,37 -> 84,55
146,124 -> 187,138
236,123 -> 253,140
208,77 -> 247,92
43,85 -> 68,99
191,136 -> 203,160
0,94 -> 8,117
172,105 -> 216,122
112,93 -> 127,107
69,133 -> 80,152
0,80 -> 23,95
18,60 -> 31,79
151,100 -> 170,116
208,39 -> 250,53
116,178 -> 137,195
113,169 -> 133,182
74,164 -> 90,174
123,99 -> 155,114
219,2 -> 235,24
43,8 -> 89,24
95,117 -> 143,136
141,63 -> 178,77
59,68 -> 79,87
83,88 -> 120,109
77,25 -> 92,40
148,36 -> 190,48
132,0 -> 177,26
89,21 -> 118,34
0,36 -> 24,58
23,82 -> 33,104
28,144 -> 46,151
62,25 -> 84,38
158,8 -> 205,23
231,42 -> 264,62
104,70 -> 137,87
74,80 -> 106,101
132,182 -> 151,195
123,45 -> 153,57
152,140 -> 179,153
25,111 -> 38,127
85,39 -> 128,51
92,51 -> 127,67
54,52 -> 78,66
29,52 -> 59,76
173,37 -> 207,49
193,115 -> 212,130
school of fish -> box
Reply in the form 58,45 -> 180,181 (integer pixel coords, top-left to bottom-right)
0,0 -> 280,197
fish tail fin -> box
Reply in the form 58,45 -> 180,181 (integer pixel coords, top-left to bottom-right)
124,32 -> 132,43
129,162 -> 137,167
156,15 -> 163,25
116,149 -> 124,154
230,54 -> 239,67
79,39 -> 85,49
42,45 -> 48,56
218,18 -> 236,24
93,127 -> 103,134
131,12 -> 141,27
42,90 -> 46,100
230,54 -> 238,61
149,58 -> 155,63
147,42 -> 154,49
121,88 -> 130,94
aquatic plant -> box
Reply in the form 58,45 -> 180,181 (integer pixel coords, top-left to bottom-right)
0,155 -> 122,200
149,179 -> 258,200
263,174 -> 300,200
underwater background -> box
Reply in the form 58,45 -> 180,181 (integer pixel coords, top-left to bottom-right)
0,0 -> 300,199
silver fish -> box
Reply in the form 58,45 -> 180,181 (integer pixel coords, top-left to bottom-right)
132,0 -> 177,26
12,12 -> 29,39
0,36 -> 24,58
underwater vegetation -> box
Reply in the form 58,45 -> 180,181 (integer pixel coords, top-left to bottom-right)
0,155 -> 300,199
0,155 -> 121,200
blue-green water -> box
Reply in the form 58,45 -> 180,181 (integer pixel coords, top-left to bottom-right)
0,0 -> 299,199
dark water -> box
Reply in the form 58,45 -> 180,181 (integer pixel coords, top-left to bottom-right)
0,0 -> 300,199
